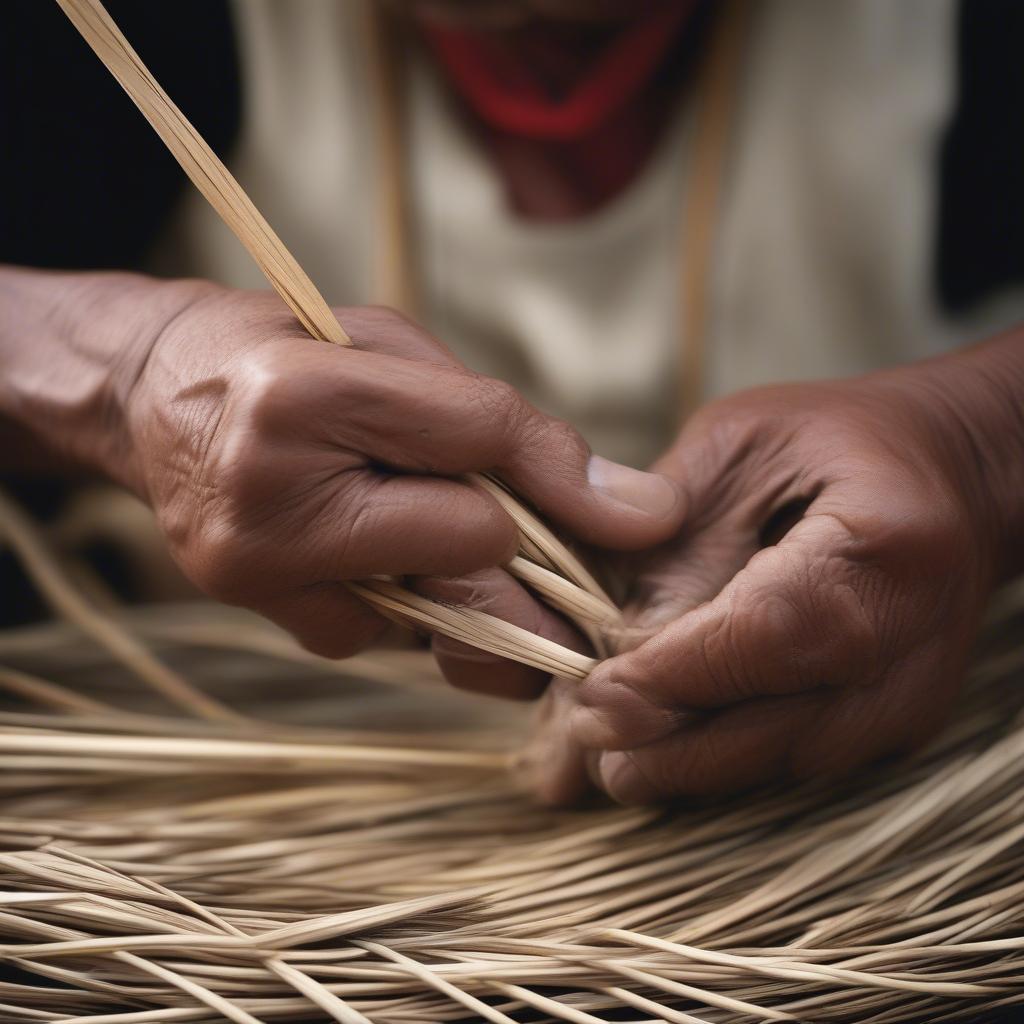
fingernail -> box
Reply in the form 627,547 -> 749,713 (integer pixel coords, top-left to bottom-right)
587,456 -> 679,518
599,750 -> 655,805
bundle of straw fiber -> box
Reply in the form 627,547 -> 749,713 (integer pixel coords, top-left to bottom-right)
1,490 -> 1024,1023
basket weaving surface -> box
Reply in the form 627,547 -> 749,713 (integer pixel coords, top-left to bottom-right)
0,593 -> 1021,1024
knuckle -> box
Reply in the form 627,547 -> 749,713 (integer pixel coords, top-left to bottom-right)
741,543 -> 878,691
470,375 -> 526,436
530,415 -> 589,472
579,665 -> 678,747
840,476 -> 965,571
236,349 -> 307,436
782,546 -> 870,684
750,590 -> 808,684
896,493 -> 968,571
436,373 -> 534,468
234,342 -> 359,444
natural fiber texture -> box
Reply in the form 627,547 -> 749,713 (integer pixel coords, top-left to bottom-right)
1,494 -> 1023,1022
55,0 -> 621,680
34,5 -> 1024,1021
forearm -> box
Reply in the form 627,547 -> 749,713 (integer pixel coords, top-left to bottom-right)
0,266 -> 189,488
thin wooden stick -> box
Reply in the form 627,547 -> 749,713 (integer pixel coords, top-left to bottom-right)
55,0 -> 622,677
54,0 -> 349,347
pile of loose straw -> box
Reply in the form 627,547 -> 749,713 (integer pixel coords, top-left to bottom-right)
1,494 -> 1023,1023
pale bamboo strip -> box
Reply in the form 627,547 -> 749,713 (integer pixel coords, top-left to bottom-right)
115,952 -> 263,1024
355,941 -> 520,1024
0,732 -> 506,772
55,0 -> 622,678
348,580 -> 597,678
53,0 -> 348,346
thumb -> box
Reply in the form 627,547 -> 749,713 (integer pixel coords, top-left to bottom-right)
498,412 -> 684,551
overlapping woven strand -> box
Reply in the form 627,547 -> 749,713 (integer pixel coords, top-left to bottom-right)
0,489 -> 1022,1022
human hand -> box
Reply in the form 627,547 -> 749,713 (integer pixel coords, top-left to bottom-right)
115,280 -> 682,667
523,351 -> 1024,805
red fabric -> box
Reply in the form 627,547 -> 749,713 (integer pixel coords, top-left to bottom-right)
419,3 -> 701,218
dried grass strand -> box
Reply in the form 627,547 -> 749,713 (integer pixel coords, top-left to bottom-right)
0,490 -> 238,723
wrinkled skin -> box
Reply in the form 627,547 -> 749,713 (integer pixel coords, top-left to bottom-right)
2,270 -> 1022,806
115,281 -> 682,662
503,351 -> 1024,804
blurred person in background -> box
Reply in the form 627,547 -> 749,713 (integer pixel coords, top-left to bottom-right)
2,0 -> 1023,803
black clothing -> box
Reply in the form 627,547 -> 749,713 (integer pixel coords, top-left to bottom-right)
1,1 -> 239,274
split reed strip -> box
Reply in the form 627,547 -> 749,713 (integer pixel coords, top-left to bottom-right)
348,580 -> 597,679
55,0 -> 624,675
54,0 -> 348,347
0,731 -> 507,773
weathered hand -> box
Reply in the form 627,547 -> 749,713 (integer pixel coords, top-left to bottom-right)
118,280 -> 682,671
521,342 -> 1024,805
